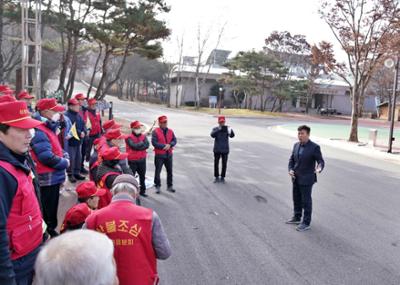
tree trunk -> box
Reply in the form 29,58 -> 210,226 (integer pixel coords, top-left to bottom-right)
58,31 -> 73,93
270,97 -> 278,112
87,42 -> 103,98
95,47 -> 112,99
348,89 -> 359,142
65,35 -> 79,99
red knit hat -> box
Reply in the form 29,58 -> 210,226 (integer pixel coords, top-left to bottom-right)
0,95 -> 16,103
17,90 -> 34,100
102,119 -> 121,130
60,203 -> 92,233
76,181 -> 106,199
105,128 -> 127,140
36,98 -> 65,112
102,146 -> 128,161
130,120 -> 141,129
0,101 -> 42,129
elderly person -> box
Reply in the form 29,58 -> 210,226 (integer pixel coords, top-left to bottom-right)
34,230 -> 118,285
86,174 -> 171,285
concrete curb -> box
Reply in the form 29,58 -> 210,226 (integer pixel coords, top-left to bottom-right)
271,125 -> 400,165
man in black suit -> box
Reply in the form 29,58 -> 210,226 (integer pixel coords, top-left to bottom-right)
287,125 -> 325,232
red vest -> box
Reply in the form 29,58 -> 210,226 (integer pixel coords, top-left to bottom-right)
0,161 -> 42,260
126,134 -> 147,161
153,128 -> 174,156
30,124 -> 64,174
79,108 -> 88,123
88,111 -> 101,136
86,200 -> 157,285
97,171 -> 120,209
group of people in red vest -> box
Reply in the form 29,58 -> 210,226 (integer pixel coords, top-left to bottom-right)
0,85 -> 173,285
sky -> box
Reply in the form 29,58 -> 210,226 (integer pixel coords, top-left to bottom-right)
160,0 -> 343,63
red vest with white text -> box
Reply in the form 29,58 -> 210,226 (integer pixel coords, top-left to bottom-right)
86,200 -> 157,285
30,124 -> 64,174
0,161 -> 42,260
126,134 -> 147,161
153,128 -> 174,156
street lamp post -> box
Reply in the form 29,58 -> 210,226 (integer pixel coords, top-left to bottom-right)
388,56 -> 400,153
218,87 -> 223,115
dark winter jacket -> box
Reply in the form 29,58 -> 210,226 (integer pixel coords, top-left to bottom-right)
211,126 -> 235,154
0,142 -> 42,285
64,110 -> 86,146
30,117 -> 69,186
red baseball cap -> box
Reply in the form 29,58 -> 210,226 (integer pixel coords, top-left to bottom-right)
105,128 -> 127,140
102,119 -> 121,130
102,146 -> 128,161
17,90 -> 34,100
218,115 -> 226,123
60,203 -> 92,233
158,115 -> 168,123
74,93 -> 87,100
130,120 -> 141,129
67,98 -> 80,106
88,98 -> 97,105
0,101 -> 42,129
76,181 -> 106,199
0,95 -> 16,103
36,98 -> 65,112
0,85 -> 10,93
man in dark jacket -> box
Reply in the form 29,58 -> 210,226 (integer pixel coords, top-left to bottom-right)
152,115 -> 177,194
126,121 -> 149,197
64,98 -> 87,183
31,98 -> 69,238
287,125 -> 325,232
0,101 -> 44,285
75,93 -> 89,174
210,116 -> 235,183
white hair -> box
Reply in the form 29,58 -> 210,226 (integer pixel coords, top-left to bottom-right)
34,230 -> 116,285
111,182 -> 138,196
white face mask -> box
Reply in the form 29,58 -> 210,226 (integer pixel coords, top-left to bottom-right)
133,129 -> 142,135
51,113 -> 61,122
29,128 -> 36,138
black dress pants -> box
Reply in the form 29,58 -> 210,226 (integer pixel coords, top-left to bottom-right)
214,152 -> 228,178
154,155 -> 173,188
40,184 -> 61,235
129,159 -> 147,194
292,181 -> 313,225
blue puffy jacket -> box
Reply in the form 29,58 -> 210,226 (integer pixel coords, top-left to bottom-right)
30,115 -> 69,186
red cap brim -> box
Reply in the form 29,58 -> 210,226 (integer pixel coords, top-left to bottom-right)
20,95 -> 35,99
52,105 -> 65,112
5,117 -> 43,129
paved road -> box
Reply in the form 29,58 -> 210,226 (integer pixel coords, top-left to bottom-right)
110,98 -> 400,285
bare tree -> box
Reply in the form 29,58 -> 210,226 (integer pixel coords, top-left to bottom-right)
319,0 -> 399,142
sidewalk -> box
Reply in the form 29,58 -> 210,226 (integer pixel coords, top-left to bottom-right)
272,125 -> 400,165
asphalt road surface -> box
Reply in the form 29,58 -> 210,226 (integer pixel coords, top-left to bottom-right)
106,98 -> 400,285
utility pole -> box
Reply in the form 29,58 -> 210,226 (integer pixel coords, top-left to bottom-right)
21,0 -> 42,99
388,56 -> 399,153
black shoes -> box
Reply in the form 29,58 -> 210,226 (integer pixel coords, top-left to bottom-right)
285,217 -> 301,225
214,177 -> 226,184
80,168 -> 89,175
140,192 -> 148,198
167,187 -> 176,193
155,186 -> 161,194
74,174 -> 86,181
68,175 -> 77,183
296,223 -> 311,232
